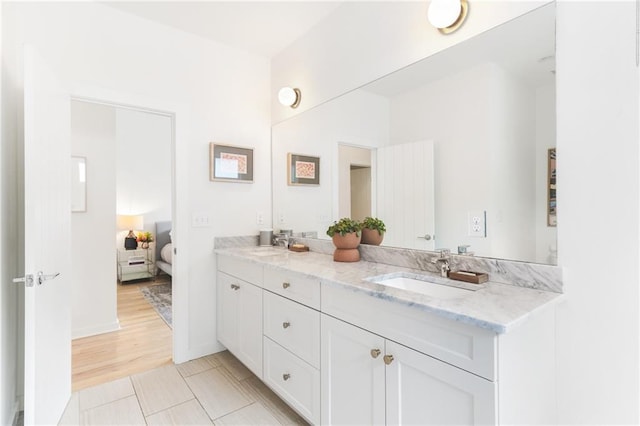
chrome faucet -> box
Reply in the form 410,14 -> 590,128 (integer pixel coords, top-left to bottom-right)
273,233 -> 289,248
431,249 -> 451,278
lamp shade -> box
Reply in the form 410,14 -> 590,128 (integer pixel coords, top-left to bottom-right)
117,215 -> 143,231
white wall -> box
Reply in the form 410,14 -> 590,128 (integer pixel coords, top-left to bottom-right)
116,108 -> 172,235
555,1 -> 639,423
3,1 -> 271,367
272,0 -> 639,423
70,101 -> 118,339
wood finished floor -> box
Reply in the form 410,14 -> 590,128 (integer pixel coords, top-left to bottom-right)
72,276 -> 173,391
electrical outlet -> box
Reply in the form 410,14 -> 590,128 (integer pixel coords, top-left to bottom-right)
192,212 -> 211,228
256,211 -> 264,225
468,211 -> 486,237
279,213 -> 285,224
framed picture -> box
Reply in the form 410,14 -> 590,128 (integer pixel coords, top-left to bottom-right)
547,148 -> 556,227
210,143 -> 254,183
288,153 -> 320,186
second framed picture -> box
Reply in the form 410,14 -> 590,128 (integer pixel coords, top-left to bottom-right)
288,153 -> 320,186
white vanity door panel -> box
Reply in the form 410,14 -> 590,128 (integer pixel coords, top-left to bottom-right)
321,314 -> 385,426
263,267 -> 320,309
264,291 -> 320,368
386,340 -> 496,425
217,271 -> 239,353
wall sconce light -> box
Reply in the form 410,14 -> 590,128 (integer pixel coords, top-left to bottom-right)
278,87 -> 301,109
428,0 -> 469,34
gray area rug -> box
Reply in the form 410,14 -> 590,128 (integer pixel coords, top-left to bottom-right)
140,283 -> 172,328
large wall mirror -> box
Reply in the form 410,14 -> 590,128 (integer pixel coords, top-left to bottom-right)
272,3 -> 557,265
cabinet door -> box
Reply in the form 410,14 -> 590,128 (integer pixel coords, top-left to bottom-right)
217,272 -> 239,353
385,340 -> 496,425
321,315 -> 385,425
237,279 -> 263,377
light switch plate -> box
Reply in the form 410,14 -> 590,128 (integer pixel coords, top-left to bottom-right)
192,212 -> 211,228
468,210 -> 486,237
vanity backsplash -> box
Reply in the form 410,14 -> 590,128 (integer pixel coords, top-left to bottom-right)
214,235 -> 563,294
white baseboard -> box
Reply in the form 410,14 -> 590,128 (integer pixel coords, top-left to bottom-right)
72,320 -> 121,340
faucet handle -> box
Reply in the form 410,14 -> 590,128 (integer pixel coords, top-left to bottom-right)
435,248 -> 450,258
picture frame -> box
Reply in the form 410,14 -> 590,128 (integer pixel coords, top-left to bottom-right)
210,143 -> 254,183
547,148 -> 556,227
287,153 -> 320,186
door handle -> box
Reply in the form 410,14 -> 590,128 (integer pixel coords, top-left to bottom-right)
417,234 -> 433,241
13,274 -> 34,287
37,271 -> 60,285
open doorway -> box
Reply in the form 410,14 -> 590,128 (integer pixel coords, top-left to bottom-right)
68,100 -> 174,390
337,143 -> 375,221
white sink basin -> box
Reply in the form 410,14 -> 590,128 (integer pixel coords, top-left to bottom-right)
367,273 -> 476,299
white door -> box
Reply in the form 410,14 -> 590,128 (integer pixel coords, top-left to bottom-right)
377,140 -> 435,250
321,315 -> 385,425
21,46 -> 72,425
385,340 -> 496,425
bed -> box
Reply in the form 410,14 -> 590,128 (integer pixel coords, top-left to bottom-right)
155,221 -> 173,276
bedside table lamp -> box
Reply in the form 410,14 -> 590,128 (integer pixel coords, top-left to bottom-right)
117,214 -> 143,250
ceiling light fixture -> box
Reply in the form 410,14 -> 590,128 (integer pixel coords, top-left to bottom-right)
278,87 -> 301,109
428,0 -> 469,34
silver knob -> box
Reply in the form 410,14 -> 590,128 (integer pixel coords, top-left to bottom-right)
282,282 -> 290,289
282,321 -> 291,329
383,354 -> 394,365
370,349 -> 381,359
283,373 -> 291,381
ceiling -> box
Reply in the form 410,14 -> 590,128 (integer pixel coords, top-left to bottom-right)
104,1 -> 343,58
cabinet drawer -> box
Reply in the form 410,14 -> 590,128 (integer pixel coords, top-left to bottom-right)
263,268 -> 320,309
218,255 -> 263,286
263,337 -> 320,425
322,284 -> 497,380
264,291 -> 320,368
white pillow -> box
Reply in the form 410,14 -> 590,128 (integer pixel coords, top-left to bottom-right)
161,243 -> 173,264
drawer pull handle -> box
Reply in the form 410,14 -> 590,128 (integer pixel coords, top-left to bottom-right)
370,349 -> 381,359
383,354 -> 394,365
282,321 -> 291,329
230,284 -> 240,290
282,282 -> 290,289
283,373 -> 291,381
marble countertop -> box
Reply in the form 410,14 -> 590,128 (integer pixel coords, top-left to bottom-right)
215,246 -> 564,334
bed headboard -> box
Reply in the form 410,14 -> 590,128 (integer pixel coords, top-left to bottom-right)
155,221 -> 172,262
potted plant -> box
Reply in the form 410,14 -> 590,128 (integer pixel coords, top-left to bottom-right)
361,217 -> 386,246
137,231 -> 154,249
326,218 -> 362,262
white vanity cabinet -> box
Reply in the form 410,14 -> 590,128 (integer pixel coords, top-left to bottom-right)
217,258 -> 264,378
321,314 -> 495,425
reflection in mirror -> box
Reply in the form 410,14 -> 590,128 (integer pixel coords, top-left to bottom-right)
272,4 -> 556,265
71,156 -> 86,212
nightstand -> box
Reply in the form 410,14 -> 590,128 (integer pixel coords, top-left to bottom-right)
117,245 -> 155,283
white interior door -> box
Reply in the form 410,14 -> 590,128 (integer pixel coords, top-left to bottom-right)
377,140 -> 435,250
22,45 -> 72,425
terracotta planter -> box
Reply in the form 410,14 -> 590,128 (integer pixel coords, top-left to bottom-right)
333,248 -> 360,262
331,232 -> 361,249
331,232 -> 361,262
361,228 -> 384,246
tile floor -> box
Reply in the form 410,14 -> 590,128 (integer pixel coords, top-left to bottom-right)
59,350 -> 308,425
